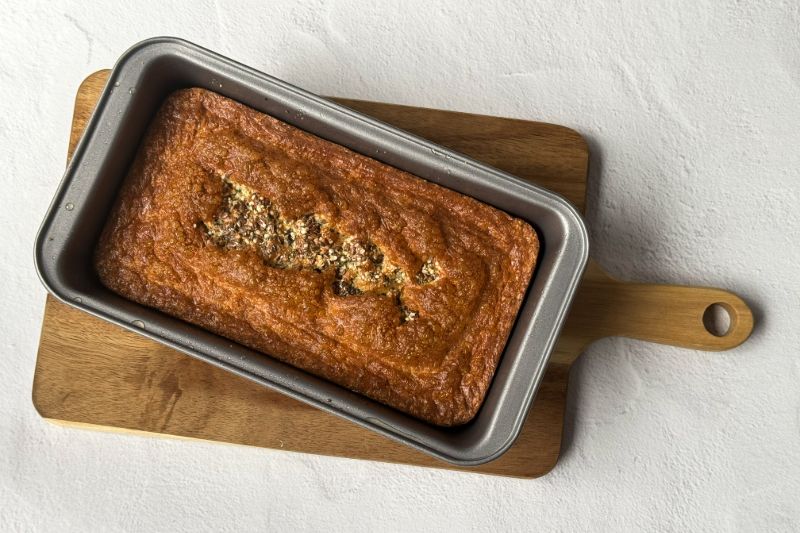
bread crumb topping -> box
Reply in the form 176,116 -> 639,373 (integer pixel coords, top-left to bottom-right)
204,174 -> 438,321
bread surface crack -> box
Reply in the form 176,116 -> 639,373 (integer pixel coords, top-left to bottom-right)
204,174 -> 439,322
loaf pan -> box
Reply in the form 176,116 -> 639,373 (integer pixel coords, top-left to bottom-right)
35,37 -> 589,466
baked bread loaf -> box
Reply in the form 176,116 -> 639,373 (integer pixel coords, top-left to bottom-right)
94,88 -> 539,426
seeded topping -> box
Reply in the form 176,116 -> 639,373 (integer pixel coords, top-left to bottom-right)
399,306 -> 419,323
416,259 -> 438,284
204,174 -> 439,319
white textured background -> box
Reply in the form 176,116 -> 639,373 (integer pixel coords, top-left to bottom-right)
2,0 -> 799,531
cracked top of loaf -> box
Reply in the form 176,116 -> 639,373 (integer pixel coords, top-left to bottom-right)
94,88 -> 539,426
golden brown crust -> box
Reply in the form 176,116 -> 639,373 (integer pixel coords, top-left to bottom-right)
94,88 -> 539,426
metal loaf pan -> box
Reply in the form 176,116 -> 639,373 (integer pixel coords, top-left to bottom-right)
35,37 -> 589,466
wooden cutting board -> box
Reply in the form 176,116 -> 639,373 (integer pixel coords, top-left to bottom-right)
32,71 -> 753,478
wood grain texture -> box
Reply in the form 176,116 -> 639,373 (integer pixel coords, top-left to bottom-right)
33,70 -> 753,478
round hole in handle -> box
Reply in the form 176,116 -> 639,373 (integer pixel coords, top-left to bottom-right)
703,303 -> 733,337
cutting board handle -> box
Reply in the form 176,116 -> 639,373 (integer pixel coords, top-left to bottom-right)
569,263 -> 754,352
